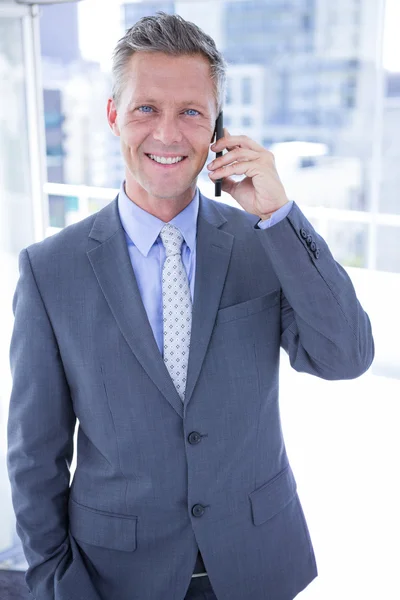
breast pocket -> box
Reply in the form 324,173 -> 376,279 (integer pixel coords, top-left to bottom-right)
216,290 -> 280,325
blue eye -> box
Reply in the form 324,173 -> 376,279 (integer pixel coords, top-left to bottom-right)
138,106 -> 153,113
185,109 -> 199,116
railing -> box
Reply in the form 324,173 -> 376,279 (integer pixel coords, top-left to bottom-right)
44,182 -> 400,272
44,182 -> 119,235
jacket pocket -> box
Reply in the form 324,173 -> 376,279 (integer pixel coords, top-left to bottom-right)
216,289 -> 280,325
69,498 -> 138,552
249,465 -> 297,526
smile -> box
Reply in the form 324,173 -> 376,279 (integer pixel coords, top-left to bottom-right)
146,154 -> 187,166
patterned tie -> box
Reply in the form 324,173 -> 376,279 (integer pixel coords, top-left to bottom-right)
159,224 -> 192,402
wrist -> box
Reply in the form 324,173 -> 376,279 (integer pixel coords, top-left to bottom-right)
258,210 -> 276,221
258,200 -> 290,221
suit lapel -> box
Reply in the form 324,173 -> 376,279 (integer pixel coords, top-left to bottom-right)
184,195 -> 234,407
87,192 -> 234,417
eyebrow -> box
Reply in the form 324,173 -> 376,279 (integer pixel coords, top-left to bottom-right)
130,99 -> 208,110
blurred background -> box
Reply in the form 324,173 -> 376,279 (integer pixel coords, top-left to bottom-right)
0,0 -> 399,598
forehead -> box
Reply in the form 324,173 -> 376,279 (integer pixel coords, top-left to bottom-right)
123,51 -> 215,106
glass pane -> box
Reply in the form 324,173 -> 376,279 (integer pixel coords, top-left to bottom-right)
0,15 -> 32,570
327,221 -> 368,268
377,225 -> 400,273
380,73 -> 400,215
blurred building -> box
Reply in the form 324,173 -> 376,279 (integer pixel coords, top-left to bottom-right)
43,88 -> 64,185
214,0 -> 385,268
123,1 -> 175,27
39,3 -> 80,226
62,65 -> 124,190
381,72 -> 400,216
375,72 -> 400,273
42,87 -> 66,226
39,3 -> 122,225
220,0 -> 379,159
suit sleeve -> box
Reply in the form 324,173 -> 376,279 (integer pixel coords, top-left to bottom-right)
7,248 -> 76,599
256,200 -> 294,228
255,201 -> 374,380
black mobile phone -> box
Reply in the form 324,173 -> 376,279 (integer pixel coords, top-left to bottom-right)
214,111 -> 223,197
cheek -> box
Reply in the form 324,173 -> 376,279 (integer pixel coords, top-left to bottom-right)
199,138 -> 213,161
120,122 -> 148,146
191,130 -> 214,156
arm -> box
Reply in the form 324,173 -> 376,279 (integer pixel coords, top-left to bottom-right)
255,202 -> 374,379
208,132 -> 374,378
7,248 -> 76,599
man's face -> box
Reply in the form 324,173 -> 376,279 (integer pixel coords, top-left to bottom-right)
107,51 -> 218,202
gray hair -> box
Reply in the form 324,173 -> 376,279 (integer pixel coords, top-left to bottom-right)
111,11 -> 227,113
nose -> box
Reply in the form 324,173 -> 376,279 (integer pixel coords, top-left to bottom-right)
152,114 -> 183,146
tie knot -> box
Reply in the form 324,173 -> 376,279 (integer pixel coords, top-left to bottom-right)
159,224 -> 184,257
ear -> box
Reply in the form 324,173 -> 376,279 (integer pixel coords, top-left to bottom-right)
107,97 -> 120,136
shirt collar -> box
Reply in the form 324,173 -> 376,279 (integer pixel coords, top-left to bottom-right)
117,181 -> 199,257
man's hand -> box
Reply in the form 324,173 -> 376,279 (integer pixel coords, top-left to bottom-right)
207,128 -> 290,220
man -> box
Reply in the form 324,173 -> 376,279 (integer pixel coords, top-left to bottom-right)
7,12 -> 374,600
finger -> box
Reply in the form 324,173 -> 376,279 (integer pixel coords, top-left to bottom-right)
208,148 -> 258,170
223,128 -> 238,151
209,159 -> 257,180
212,133 -> 265,153
211,128 -> 238,153
224,128 -> 239,152
222,130 -> 237,152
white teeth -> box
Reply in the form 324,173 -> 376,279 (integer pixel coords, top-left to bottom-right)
148,154 -> 184,165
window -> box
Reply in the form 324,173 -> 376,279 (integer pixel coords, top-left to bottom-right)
241,76 -> 253,104
242,115 -> 253,127
226,77 -> 233,104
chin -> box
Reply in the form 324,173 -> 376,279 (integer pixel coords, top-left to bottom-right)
149,187 -> 190,201
144,179 -> 196,200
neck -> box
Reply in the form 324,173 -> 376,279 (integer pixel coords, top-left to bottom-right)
124,178 -> 196,222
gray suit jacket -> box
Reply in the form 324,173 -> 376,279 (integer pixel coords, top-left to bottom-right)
7,193 -> 374,600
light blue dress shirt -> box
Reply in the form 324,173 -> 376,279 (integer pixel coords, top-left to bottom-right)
117,181 -> 293,355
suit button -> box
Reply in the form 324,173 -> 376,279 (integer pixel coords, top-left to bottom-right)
192,504 -> 205,518
306,235 -> 313,246
188,432 -> 202,444
310,241 -> 317,252
300,228 -> 308,239
315,249 -> 320,259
